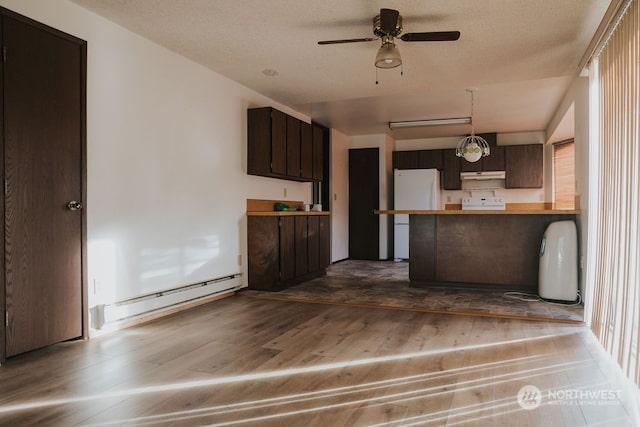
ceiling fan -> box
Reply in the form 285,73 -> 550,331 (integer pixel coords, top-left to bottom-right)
318,8 -> 460,69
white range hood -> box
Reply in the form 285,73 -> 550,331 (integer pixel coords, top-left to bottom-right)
460,171 -> 506,181
460,171 -> 506,191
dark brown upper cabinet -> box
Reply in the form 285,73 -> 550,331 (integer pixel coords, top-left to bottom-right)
248,107 -> 322,182
312,123 -> 324,181
393,151 -> 420,169
481,145 -> 505,171
300,121 -> 313,180
286,115 -> 301,177
393,149 -> 443,170
505,144 -> 543,188
393,134 -> 542,191
442,149 -> 462,190
419,149 -> 444,170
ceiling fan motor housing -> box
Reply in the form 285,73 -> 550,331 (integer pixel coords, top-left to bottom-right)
373,12 -> 402,37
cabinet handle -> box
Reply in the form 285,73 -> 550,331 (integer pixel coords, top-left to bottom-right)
67,200 -> 83,211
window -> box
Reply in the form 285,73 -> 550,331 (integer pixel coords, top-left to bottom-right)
553,140 -> 575,209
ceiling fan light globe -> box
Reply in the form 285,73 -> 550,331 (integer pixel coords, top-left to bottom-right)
375,44 -> 401,69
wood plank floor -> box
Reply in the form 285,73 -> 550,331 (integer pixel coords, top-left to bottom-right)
0,295 -> 638,426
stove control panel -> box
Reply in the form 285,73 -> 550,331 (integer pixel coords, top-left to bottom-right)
461,197 -> 506,210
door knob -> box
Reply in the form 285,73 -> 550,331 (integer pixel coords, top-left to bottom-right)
67,200 -> 83,211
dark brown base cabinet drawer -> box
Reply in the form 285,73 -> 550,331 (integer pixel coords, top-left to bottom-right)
248,215 -> 330,291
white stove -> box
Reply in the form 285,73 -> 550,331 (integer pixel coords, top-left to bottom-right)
462,196 -> 506,210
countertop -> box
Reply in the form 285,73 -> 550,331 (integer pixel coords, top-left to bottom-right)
247,210 -> 330,216
375,209 -> 580,215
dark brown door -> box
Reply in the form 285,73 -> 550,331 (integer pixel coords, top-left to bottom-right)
349,148 -> 379,260
3,14 -> 86,357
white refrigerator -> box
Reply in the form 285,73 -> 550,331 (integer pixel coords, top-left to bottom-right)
393,168 -> 441,260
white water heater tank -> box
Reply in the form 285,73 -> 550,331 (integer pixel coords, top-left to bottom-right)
538,220 -> 578,301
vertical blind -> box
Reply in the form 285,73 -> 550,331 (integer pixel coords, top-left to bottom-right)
590,0 -> 640,384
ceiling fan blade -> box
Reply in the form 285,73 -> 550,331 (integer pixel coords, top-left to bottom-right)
379,8 -> 400,35
318,37 -> 376,45
401,31 -> 461,42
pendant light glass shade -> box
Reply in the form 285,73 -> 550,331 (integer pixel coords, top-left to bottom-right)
456,135 -> 490,162
375,42 -> 402,68
456,89 -> 489,163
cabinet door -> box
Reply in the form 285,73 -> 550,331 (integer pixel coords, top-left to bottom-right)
482,145 -> 505,171
460,156 -> 483,172
307,216 -> 320,272
506,144 -> 543,188
300,121 -> 313,180
279,217 -> 295,282
295,216 -> 309,276
393,151 -> 420,169
286,116 -> 301,177
442,149 -> 461,190
271,109 -> 287,175
419,149 -> 443,170
312,124 -> 324,181
247,216 -> 279,290
319,215 -> 331,269
247,107 -> 272,177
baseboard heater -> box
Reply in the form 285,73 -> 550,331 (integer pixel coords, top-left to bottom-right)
100,273 -> 243,326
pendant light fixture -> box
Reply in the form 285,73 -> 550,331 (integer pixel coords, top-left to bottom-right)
456,88 -> 490,163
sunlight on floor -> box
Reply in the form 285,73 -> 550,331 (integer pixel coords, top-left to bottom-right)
9,332 -> 639,427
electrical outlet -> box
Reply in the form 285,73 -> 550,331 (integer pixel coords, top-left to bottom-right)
238,254 -> 242,266
334,193 -> 337,201
283,187 -> 287,197
446,196 -> 451,203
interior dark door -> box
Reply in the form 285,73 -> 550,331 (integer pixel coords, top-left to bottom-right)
349,148 -> 379,260
3,14 -> 86,357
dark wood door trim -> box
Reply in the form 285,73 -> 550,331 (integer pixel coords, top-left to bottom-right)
0,7 -> 87,363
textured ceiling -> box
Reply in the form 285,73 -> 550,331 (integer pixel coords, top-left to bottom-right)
70,0 -> 610,140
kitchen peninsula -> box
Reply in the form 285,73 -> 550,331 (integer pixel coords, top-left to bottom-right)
377,209 -> 580,292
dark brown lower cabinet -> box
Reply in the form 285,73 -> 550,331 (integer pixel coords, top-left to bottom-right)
295,216 -> 309,276
280,217 -> 295,282
248,214 -> 330,291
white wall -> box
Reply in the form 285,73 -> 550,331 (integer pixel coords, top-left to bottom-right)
1,1 -> 312,311
330,129 -> 349,262
547,76 -> 590,293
